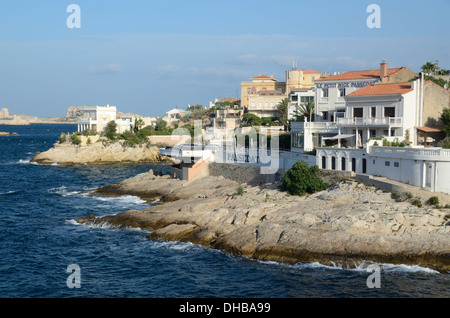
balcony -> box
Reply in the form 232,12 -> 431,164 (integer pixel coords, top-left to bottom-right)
290,121 -> 338,133
337,117 -> 402,127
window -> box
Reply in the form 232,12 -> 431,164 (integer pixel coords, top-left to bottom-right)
247,88 -> 251,94
385,161 -> 390,167
292,133 -> 304,149
322,89 -> 329,98
370,130 -> 376,138
339,88 -> 346,97
291,95 -> 298,102
353,108 -> 363,118
394,162 -> 400,168
371,107 -> 376,117
384,107 -> 395,117
301,96 -> 314,103
323,112 -> 328,121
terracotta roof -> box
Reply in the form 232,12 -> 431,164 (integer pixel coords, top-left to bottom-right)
346,82 -> 414,97
296,69 -> 322,74
315,67 -> 406,82
415,126 -> 444,133
251,75 -> 275,80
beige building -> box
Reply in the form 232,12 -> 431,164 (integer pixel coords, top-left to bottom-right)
0,108 -> 9,118
211,107 -> 244,131
247,88 -> 286,118
240,69 -> 323,110
209,97 -> 240,109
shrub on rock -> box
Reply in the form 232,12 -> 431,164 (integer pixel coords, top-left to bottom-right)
282,161 -> 330,196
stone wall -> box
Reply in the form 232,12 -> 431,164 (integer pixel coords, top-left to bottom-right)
207,162 -> 285,186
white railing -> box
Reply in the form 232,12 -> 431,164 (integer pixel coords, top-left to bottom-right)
291,121 -> 338,130
371,146 -> 450,158
337,117 -> 402,126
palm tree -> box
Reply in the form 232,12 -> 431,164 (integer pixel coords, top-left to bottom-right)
421,62 -> 438,75
294,100 -> 315,122
134,118 -> 145,132
276,98 -> 290,131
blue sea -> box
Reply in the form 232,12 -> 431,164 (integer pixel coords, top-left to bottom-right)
0,124 -> 448,299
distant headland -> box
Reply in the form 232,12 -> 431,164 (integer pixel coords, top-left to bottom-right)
0,107 -> 142,126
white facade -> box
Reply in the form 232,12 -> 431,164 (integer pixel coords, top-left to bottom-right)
288,88 -> 315,121
314,146 -> 450,194
77,105 -> 133,134
315,78 -> 378,123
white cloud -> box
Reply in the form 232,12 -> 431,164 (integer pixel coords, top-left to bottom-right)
88,63 -> 124,75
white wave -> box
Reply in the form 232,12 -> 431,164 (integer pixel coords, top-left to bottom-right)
17,159 -> 37,165
150,240 -> 197,251
48,186 -> 81,197
290,260 -> 440,274
0,190 -> 21,196
91,195 -> 147,206
380,263 -> 440,274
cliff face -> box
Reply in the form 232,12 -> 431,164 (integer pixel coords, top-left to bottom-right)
31,141 -> 164,165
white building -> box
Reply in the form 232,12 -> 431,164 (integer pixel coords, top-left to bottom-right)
284,60 -> 450,194
77,105 -> 133,134
291,61 -> 418,152
287,88 -> 315,121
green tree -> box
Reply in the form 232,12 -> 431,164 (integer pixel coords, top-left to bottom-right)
155,120 -> 167,131
281,161 -> 330,196
294,100 -> 315,122
70,133 -> 82,145
276,98 -> 290,130
241,113 -> 263,127
220,101 -> 236,109
105,121 -> 118,140
134,118 -> 145,132
441,108 -> 450,136
421,61 -> 438,74
187,104 -> 204,111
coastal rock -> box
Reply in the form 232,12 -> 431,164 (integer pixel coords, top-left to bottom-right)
31,141 -> 163,165
0,132 -> 19,136
76,172 -> 450,272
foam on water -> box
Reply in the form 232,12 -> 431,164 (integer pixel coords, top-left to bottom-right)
289,260 -> 440,274
17,159 -> 37,165
0,190 -> 22,196
48,186 -> 81,197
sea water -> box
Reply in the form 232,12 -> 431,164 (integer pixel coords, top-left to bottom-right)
0,124 -> 448,298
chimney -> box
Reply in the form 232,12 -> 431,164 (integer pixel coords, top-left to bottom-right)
380,59 -> 388,82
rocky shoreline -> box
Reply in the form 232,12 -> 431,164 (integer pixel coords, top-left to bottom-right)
31,141 -> 172,165
77,169 -> 450,273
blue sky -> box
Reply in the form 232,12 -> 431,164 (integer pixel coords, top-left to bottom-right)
0,0 -> 449,117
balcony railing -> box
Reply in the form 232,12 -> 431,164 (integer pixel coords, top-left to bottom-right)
290,121 -> 338,130
337,117 -> 402,126
370,146 -> 450,158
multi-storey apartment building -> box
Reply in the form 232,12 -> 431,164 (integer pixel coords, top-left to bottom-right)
241,68 -> 323,117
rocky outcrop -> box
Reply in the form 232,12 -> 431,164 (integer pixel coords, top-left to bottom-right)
77,171 -> 450,272
0,132 -> 19,136
31,141 -> 168,165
